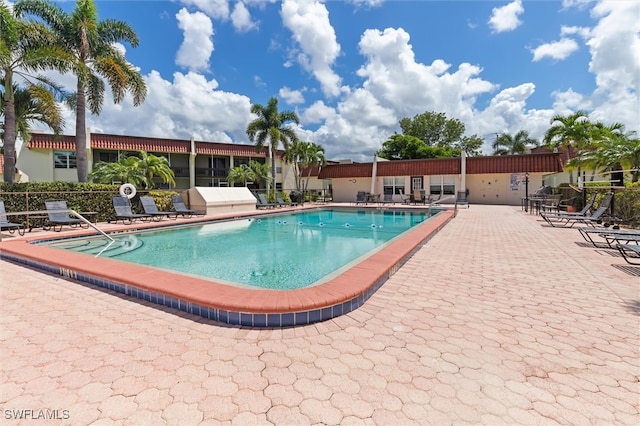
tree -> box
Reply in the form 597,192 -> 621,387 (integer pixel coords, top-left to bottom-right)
377,134 -> 460,160
492,130 -> 538,155
226,164 -> 255,187
1,2 -> 71,183
89,151 -> 175,188
89,156 -> 145,186
246,97 -> 299,192
1,80 -> 65,145
132,151 -> 175,188
457,135 -> 484,156
16,0 -> 147,183
399,111 -> 465,147
297,141 -> 326,194
247,160 -> 272,189
543,111 -> 592,184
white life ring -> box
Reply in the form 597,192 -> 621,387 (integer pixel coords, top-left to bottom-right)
119,183 -> 137,199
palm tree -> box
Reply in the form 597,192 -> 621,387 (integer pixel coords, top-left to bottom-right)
132,151 -> 175,188
492,130 -> 538,155
16,0 -> 147,182
543,111 -> 592,184
246,97 -> 299,192
226,164 -> 255,187
89,157 -> 145,186
297,141 -> 326,194
1,80 -> 65,144
1,2 -> 71,183
247,160 -> 272,190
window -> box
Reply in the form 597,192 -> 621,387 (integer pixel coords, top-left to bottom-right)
411,176 -> 423,191
429,175 -> 456,195
383,177 -> 405,195
99,152 -> 118,163
54,151 -> 77,169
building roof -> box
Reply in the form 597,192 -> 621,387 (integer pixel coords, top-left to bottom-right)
28,133 -> 274,158
318,153 -> 564,179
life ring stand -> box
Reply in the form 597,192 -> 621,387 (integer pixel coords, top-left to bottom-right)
119,183 -> 137,199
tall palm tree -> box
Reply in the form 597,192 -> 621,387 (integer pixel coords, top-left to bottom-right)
0,80 -> 65,144
1,2 -> 71,183
297,141 -> 326,193
543,111 -> 592,184
16,0 -> 147,182
492,130 -> 538,155
246,97 -> 299,192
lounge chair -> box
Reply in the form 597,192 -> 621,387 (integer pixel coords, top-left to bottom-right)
0,201 -> 25,236
355,191 -> 366,205
111,196 -> 152,225
578,227 -> 640,248
617,243 -> 640,265
382,192 -> 394,204
276,194 -> 298,207
44,200 -> 85,232
140,196 -> 178,220
256,193 -> 277,209
171,195 -> 205,218
541,192 -> 596,223
543,193 -> 613,228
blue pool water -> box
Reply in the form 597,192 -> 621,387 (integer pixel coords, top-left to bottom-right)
44,208 -> 434,290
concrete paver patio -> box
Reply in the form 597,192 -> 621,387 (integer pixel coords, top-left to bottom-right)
1,205 -> 638,425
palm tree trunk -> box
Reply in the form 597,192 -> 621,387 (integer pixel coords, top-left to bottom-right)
270,146 -> 277,193
3,99 -> 16,184
75,83 -> 88,182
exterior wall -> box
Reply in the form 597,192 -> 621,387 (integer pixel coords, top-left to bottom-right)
466,173 -> 545,205
16,148 -> 55,182
332,177 -> 373,203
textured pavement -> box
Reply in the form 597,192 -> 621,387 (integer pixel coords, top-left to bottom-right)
1,205 -> 638,425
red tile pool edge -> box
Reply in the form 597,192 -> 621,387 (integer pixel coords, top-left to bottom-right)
0,208 -> 455,326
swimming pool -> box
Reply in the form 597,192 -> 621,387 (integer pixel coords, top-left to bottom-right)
44,209 -> 431,290
0,206 -> 455,326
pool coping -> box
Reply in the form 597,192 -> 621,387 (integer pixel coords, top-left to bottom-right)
0,206 -> 455,327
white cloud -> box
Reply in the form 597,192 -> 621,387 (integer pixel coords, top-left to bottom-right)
488,0 -> 524,33
531,38 -> 580,62
561,25 -> 591,40
280,0 -> 343,98
279,87 -> 305,105
180,0 -> 230,21
231,2 -> 258,33
175,8 -> 215,72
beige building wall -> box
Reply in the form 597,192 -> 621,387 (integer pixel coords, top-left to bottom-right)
466,173 -> 545,205
17,148 -> 55,182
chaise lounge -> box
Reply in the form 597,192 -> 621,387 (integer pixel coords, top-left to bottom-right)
112,196 -> 152,225
170,195 -> 206,218
44,200 -> 85,232
0,201 -> 25,236
140,196 -> 178,221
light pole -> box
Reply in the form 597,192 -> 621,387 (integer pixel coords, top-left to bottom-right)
524,172 -> 529,212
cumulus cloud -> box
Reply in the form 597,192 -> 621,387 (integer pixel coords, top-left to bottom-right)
280,0 -> 343,98
180,0 -> 230,21
488,0 -> 524,33
278,87 -> 305,105
531,38 -> 580,61
231,2 -> 258,33
175,8 -> 214,72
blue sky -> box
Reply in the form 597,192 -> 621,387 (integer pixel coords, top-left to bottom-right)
17,0 -> 640,161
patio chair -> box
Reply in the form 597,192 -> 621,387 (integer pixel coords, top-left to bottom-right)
541,192 -> 596,223
355,191 -> 366,205
0,201 -> 25,236
382,192 -> 394,204
276,193 -> 297,207
171,195 -> 205,218
111,196 -> 152,225
578,227 -> 640,248
44,200 -> 85,232
140,196 -> 178,221
617,243 -> 640,265
256,193 -> 277,209
544,192 -> 613,228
